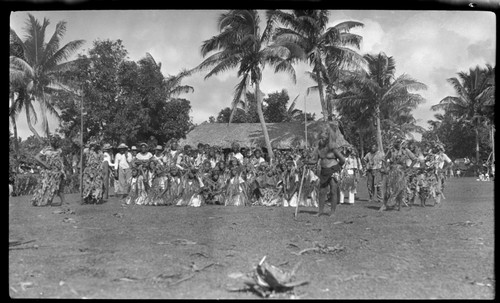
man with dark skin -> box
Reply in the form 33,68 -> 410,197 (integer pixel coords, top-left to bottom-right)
307,125 -> 346,216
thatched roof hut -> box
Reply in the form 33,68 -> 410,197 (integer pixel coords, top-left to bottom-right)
179,121 -> 351,149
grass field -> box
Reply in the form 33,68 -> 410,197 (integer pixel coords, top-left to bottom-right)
9,177 -> 495,299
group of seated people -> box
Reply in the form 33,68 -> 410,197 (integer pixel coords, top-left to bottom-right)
115,141 -> 321,207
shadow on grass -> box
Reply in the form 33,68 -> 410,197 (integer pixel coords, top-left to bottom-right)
298,210 -> 318,215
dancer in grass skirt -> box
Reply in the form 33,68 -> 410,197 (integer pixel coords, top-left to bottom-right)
256,165 -> 283,206
31,137 -> 66,206
224,168 -> 248,206
82,143 -> 105,204
380,140 -> 417,211
177,169 -> 204,207
125,167 -> 147,205
283,160 -> 299,207
144,167 -> 169,206
168,166 -> 184,206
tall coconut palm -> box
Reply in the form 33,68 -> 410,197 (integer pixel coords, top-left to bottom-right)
336,52 -> 427,153
431,64 -> 495,164
195,10 -> 300,161
271,9 -> 365,121
10,13 -> 85,139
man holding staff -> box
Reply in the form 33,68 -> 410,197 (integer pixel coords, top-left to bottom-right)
306,124 -> 345,217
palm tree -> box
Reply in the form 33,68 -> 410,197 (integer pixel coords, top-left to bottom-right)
283,94 -> 304,122
271,9 -> 365,121
336,52 -> 427,153
141,52 -> 195,101
195,10 -> 299,161
10,13 -> 85,139
431,64 -> 495,164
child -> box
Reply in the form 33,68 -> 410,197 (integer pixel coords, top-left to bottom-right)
125,167 -> 147,205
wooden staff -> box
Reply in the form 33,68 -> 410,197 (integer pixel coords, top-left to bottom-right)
294,165 -> 307,218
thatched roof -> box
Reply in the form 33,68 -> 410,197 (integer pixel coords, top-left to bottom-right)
179,121 -> 351,149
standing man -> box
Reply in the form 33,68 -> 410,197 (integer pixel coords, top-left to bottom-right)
102,143 -> 115,200
114,143 -> 132,200
307,125 -> 345,217
363,144 -> 385,203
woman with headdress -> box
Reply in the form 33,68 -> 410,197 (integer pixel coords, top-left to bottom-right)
125,166 -> 148,205
145,166 -> 169,206
31,136 -> 66,206
283,157 -> 299,207
82,142 -> 105,204
256,163 -> 283,206
167,166 -> 184,205
224,167 -> 248,206
380,139 -> 417,211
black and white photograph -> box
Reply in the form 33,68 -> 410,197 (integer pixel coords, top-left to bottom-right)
8,2 -> 495,299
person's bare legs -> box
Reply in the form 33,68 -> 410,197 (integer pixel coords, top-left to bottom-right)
328,178 -> 339,216
315,185 -> 329,216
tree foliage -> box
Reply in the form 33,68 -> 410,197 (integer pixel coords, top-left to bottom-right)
53,39 -> 194,148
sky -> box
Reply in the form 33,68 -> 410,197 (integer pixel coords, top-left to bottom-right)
9,9 -> 496,141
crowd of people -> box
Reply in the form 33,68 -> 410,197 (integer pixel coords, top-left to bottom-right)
29,127 -> 457,213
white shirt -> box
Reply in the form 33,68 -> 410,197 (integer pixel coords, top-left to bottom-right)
136,152 -> 153,161
103,152 -> 114,166
433,153 -> 452,169
115,152 -> 132,169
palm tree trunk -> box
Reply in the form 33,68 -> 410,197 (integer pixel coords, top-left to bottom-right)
11,115 -> 20,156
475,126 -> 480,164
255,82 -> 274,163
491,124 -> 495,165
315,69 -> 329,121
359,130 -> 364,157
375,105 -> 384,154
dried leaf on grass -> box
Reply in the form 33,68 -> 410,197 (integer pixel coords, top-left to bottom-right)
52,208 -> 75,215
291,243 -> 345,256
226,256 -> 308,298
156,239 -> 197,245
448,221 -> 482,227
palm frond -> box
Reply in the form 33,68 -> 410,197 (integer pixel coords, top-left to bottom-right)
44,39 -> 85,71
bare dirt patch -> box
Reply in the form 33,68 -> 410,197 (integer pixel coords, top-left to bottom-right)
9,177 -> 494,299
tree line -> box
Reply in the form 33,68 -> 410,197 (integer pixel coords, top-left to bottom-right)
9,10 -> 495,175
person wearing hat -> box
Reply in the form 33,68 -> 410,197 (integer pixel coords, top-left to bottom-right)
102,143 -> 115,200
130,146 -> 139,159
114,143 -> 133,199
136,142 -> 153,162
152,145 -> 164,165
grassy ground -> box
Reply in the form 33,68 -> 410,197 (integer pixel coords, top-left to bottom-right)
9,177 -> 494,299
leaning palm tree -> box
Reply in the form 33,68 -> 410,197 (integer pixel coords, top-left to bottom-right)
431,64 -> 495,164
141,52 -> 195,101
271,9 -> 365,121
195,10 -> 300,161
10,13 -> 85,139
336,52 -> 427,153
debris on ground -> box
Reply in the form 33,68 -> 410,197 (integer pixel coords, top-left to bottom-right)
113,213 -> 124,218
448,221 -> 482,227
157,239 -> 197,246
226,256 -> 308,298
290,242 -> 345,256
333,220 -> 354,225
62,217 -> 76,223
19,282 -> 34,291
52,208 -> 75,215
9,239 -> 38,250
